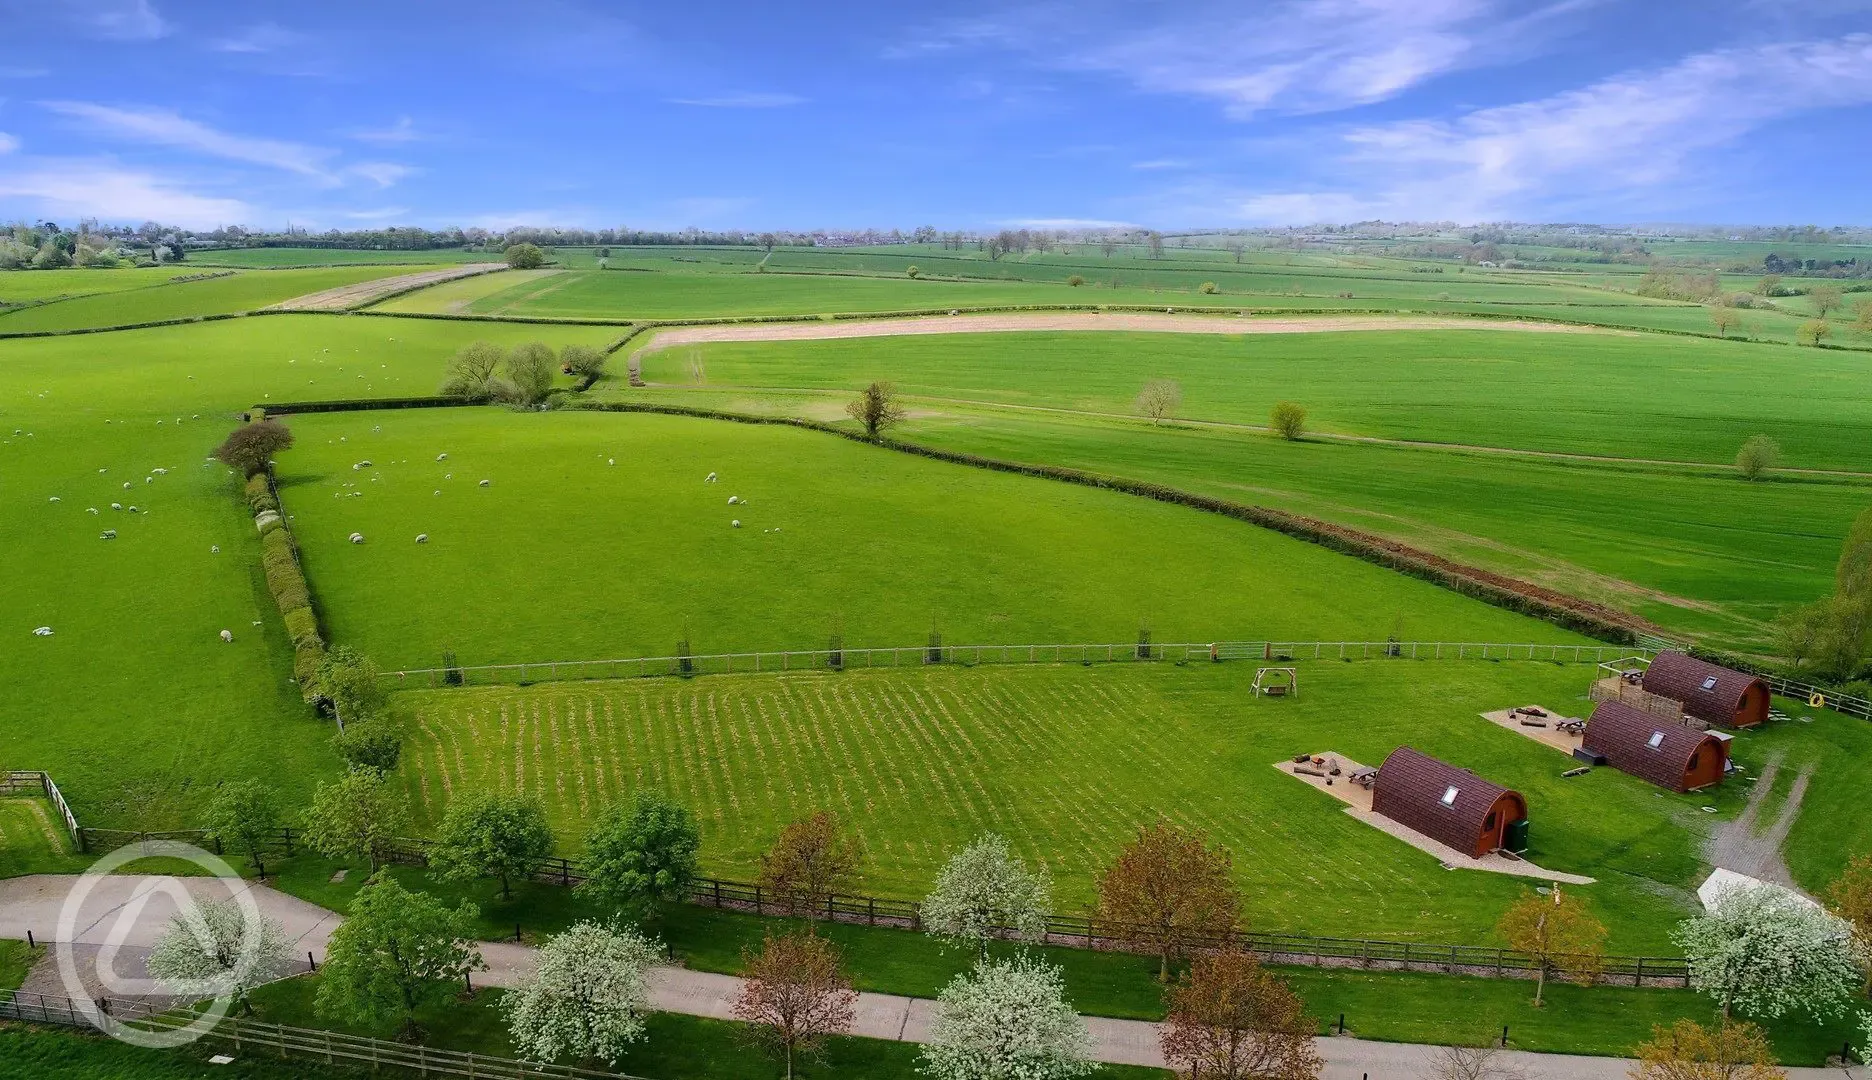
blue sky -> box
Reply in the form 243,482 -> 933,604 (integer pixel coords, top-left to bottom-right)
0,0 -> 1868,231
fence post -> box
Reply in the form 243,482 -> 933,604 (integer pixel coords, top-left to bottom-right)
714,880 -> 723,908
1635,956 -> 1643,987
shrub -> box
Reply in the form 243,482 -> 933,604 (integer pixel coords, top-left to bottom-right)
906,266 -> 921,279
1736,435 -> 1782,481
498,342 -> 557,405
213,419 -> 294,478
1269,401 -> 1307,440
282,606 -> 321,648
268,572 -> 311,612
1797,319 -> 1832,346
504,243 -> 545,270
244,474 -> 274,511
334,719 -> 403,773
440,340 -> 505,400
560,344 -> 607,382
1067,275 -> 1084,287
1198,282 -> 1218,294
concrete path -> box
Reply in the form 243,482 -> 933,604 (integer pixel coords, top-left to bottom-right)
3,875 -> 1864,1080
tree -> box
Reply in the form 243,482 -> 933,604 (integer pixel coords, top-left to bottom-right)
315,645 -> 388,728
212,419 -> 295,478
921,833 -> 1052,956
921,956 -> 1095,1080
504,243 -> 545,269
844,381 -> 908,438
440,340 -> 505,399
1809,284 -> 1844,319
301,767 -> 408,871
1148,232 -> 1165,259
504,921 -> 661,1066
1754,275 -> 1782,297
906,265 -> 921,279
1773,602 -> 1831,670
1674,883 -> 1862,1021
1269,402 -> 1307,441
578,792 -> 701,920
1421,1044 -> 1529,1080
333,719 -> 403,773
732,930 -> 857,1080
1824,853 -> 1872,994
1135,379 -> 1184,425
1798,319 -> 1832,347
428,791 -> 555,900
1101,238 -> 1118,259
759,811 -> 862,918
1710,306 -> 1742,337
202,779 -> 283,879
1495,886 -> 1607,1006
1225,240 -> 1246,264
1734,436 -> 1782,482
1632,1019 -> 1785,1080
1199,281 -> 1219,294
316,872 -> 483,1039
500,341 -> 557,405
1160,947 -> 1322,1080
1854,298 -> 1872,337
1067,274 -> 1085,287
1097,821 -> 1240,981
560,344 -> 607,382
147,897 -> 292,1014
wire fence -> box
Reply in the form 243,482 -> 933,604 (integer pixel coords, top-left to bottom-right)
0,989 -> 645,1080
379,639 -> 1659,690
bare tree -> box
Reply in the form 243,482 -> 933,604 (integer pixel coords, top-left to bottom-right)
1136,379 -> 1183,425
759,811 -> 862,918
1224,240 -> 1246,264
1101,237 -> 1118,259
845,381 -> 908,438
733,931 -> 857,1080
1161,948 -> 1322,1080
1420,1044 -> 1529,1080
1495,886 -> 1606,1006
1097,821 -> 1240,981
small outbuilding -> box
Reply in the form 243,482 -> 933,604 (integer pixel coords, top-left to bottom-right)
1641,651 -> 1769,729
1582,700 -> 1728,792
1372,746 -> 1529,858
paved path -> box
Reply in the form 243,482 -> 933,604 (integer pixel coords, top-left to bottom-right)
3,875 -> 1864,1080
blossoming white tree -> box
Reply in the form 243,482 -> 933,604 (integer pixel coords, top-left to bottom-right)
921,955 -> 1095,1080
146,897 -> 292,1012
504,922 -> 662,1066
921,833 -> 1052,955
1674,884 -> 1862,1022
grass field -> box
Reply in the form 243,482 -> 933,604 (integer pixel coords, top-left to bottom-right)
275,408 -> 1589,671
0,267 -> 436,333
0,317 -> 627,827
187,246 -> 496,268
394,659 -> 1726,950
0,267 -> 187,306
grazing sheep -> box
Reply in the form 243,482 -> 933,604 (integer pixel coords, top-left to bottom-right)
731,519 -> 741,528
220,630 -> 234,643
608,458 -> 615,466
728,495 -> 740,505
145,477 -> 153,484
434,490 -> 442,496
478,479 -> 490,487
87,508 -> 98,514
127,506 -> 138,513
48,496 -> 59,503
100,530 -> 116,539
211,545 -> 220,553
32,626 -> 53,636
349,532 -> 365,544
110,502 -> 122,510
705,472 -> 718,483
123,482 -> 131,490
153,468 -> 166,475
436,453 -> 448,461
415,534 -> 429,544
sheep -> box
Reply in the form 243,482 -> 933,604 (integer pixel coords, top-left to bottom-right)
415,534 -> 429,544
478,479 -> 490,487
145,476 -> 153,484
705,472 -> 718,483
220,630 -> 234,643
608,458 -> 615,466
153,468 -> 167,475
123,482 -> 131,490
87,507 -> 98,514
731,519 -> 741,528
127,506 -> 139,513
32,626 -> 53,636
436,453 -> 449,461
349,532 -> 365,544
100,530 -> 116,539
434,489 -> 442,496
211,545 -> 220,553
728,495 -> 740,505
110,502 -> 122,511
48,496 -> 59,503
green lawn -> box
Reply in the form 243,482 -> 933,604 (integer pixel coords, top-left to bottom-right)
0,799 -> 87,878
392,658 -> 1738,950
0,937 -> 42,991
0,317 -> 626,828
0,1028 -> 356,1080
0,267 -> 436,333
275,407 -> 1588,670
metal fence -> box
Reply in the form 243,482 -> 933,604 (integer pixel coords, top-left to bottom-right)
0,989 -> 645,1080
381,639 -> 1655,690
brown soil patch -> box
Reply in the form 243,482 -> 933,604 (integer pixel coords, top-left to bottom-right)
1481,707 -> 1584,756
637,312 -> 1615,353
270,263 -> 508,311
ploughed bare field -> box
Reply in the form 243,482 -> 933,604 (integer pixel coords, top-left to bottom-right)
637,311 -> 1620,352
270,263 -> 509,312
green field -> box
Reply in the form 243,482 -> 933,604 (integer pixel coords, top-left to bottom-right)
276,408 -> 1588,670
0,317 -> 628,826
187,246 -> 495,268
0,267 -> 187,306
0,267 -> 435,333
396,660 -> 1714,950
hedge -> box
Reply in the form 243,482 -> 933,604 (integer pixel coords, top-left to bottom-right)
567,399 -> 1646,644
245,474 -> 279,514
244,473 -> 326,701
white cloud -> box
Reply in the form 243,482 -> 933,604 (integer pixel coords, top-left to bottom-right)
339,206 -> 410,222
1132,159 -> 1192,171
995,217 -> 1139,229
209,22 -> 299,54
74,0 -> 170,41
903,0 -> 1582,118
666,92 -> 806,108
40,100 -> 336,180
350,116 -> 423,145
1189,33 -> 1872,223
0,160 -> 249,227
346,162 -> 416,188
0,132 -> 17,154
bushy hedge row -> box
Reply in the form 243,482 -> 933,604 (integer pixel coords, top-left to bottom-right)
569,400 -> 1641,644
252,477 -> 326,696
0,310 -> 270,340
244,473 -> 278,514
255,396 -> 468,416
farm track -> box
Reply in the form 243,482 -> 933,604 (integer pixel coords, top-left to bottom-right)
269,263 -> 507,311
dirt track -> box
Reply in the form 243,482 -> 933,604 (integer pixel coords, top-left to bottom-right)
638,311 -> 1615,353
270,262 -> 508,312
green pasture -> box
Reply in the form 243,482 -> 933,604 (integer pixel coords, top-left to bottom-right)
0,266 -> 184,306
0,799 -> 86,877
274,407 -> 1587,671
0,317 -> 626,827
0,266 -> 437,334
370,267 -> 566,314
633,327 -> 1872,472
394,658 -> 1762,950
188,246 -> 493,268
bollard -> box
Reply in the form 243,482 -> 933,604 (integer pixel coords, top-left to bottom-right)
465,971 -> 473,993
516,923 -> 523,943
25,930 -> 33,948
1502,1025 -> 1510,1048
308,950 -> 317,972
1337,1013 -> 1345,1034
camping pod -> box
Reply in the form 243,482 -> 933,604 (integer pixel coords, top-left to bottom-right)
1372,746 -> 1528,858
1640,652 -> 1768,729
1583,700 -> 1728,792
